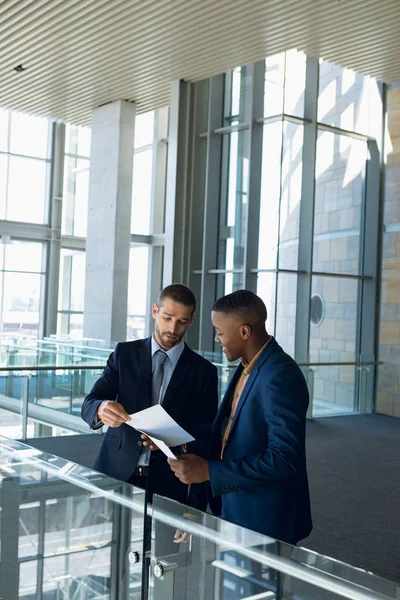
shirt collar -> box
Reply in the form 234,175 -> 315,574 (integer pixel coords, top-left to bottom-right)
241,336 -> 272,375
151,334 -> 185,368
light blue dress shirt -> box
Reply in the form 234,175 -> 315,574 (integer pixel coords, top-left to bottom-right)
137,335 -> 185,466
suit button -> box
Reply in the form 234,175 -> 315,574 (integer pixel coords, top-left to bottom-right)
137,441 -> 142,446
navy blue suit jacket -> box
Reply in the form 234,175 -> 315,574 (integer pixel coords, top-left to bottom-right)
208,338 -> 312,544
81,338 -> 218,509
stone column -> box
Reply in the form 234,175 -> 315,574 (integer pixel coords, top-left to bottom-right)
83,100 -> 135,342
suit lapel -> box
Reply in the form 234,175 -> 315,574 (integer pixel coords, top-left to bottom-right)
223,338 -> 279,450
161,344 -> 191,411
138,338 -> 152,406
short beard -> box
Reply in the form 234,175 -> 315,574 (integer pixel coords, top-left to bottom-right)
154,326 -> 182,350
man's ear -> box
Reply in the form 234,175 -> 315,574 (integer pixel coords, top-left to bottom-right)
151,303 -> 159,320
240,324 -> 252,339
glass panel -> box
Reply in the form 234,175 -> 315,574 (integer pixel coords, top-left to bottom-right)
264,53 -> 285,116
279,122 -> 304,270
275,273 -> 297,357
19,502 -> 40,558
150,495 -> 400,600
69,313 -> 84,338
131,148 -> 153,234
0,405 -> 23,438
309,275 -> 359,416
314,131 -> 366,274
258,121 -> 281,270
9,112 -> 49,159
65,124 -> 91,157
4,241 -> 43,273
318,60 -> 374,136
0,153 -> 7,218
0,108 -> 10,152
0,437 -> 146,600
19,560 -> 38,598
6,156 -> 47,223
77,126 -> 91,157
257,272 -> 276,336
284,49 -> 306,117
2,272 -> 42,335
218,129 -> 249,275
224,66 -> 252,124
73,157 -> 89,237
62,155 -> 89,236
135,110 -> 155,148
127,245 -> 149,340
69,251 -> 86,312
259,121 -> 303,271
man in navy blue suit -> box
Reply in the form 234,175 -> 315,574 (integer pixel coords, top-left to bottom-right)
81,284 -> 218,521
170,289 -> 312,546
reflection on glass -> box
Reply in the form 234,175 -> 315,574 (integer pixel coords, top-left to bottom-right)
276,273 -> 297,357
150,494 -> 400,600
279,122 -> 303,269
309,275 -> 359,416
284,49 -> 306,117
257,272 -> 276,336
314,131 -> 365,275
264,53 -> 285,116
128,245 -> 149,339
0,437 -> 146,600
318,60 -> 380,136
131,148 -> 153,234
224,66 -> 251,124
259,121 -> 303,270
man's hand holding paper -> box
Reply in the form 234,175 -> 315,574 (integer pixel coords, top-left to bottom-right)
127,405 -> 194,461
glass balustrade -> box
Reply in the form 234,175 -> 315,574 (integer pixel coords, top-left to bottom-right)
0,435 -> 398,600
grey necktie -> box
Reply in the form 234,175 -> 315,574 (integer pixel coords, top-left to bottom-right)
152,350 -> 168,406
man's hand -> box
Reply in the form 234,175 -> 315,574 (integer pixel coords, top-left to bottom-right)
97,401 -> 130,427
168,454 -> 210,484
141,433 -> 159,451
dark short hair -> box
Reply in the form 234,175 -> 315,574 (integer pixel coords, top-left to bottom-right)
158,284 -> 196,314
212,289 -> 267,323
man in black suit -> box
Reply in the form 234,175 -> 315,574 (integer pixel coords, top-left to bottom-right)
81,284 -> 218,517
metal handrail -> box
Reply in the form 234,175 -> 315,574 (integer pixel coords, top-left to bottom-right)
0,360 -> 384,372
0,438 -> 394,600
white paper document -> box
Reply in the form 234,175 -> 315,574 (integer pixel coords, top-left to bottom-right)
127,405 -> 194,460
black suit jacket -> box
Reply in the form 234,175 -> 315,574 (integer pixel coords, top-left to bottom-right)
81,338 -> 218,509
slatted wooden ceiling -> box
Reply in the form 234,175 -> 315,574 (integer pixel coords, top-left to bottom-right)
1,0 -> 399,125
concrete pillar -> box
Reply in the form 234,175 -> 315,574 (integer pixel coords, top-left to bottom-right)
83,100 -> 135,342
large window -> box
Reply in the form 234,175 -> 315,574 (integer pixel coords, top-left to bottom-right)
131,111 -> 155,235
0,109 -> 50,224
62,125 -> 91,237
185,51 -> 383,417
0,241 -> 45,337
57,249 -> 86,337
